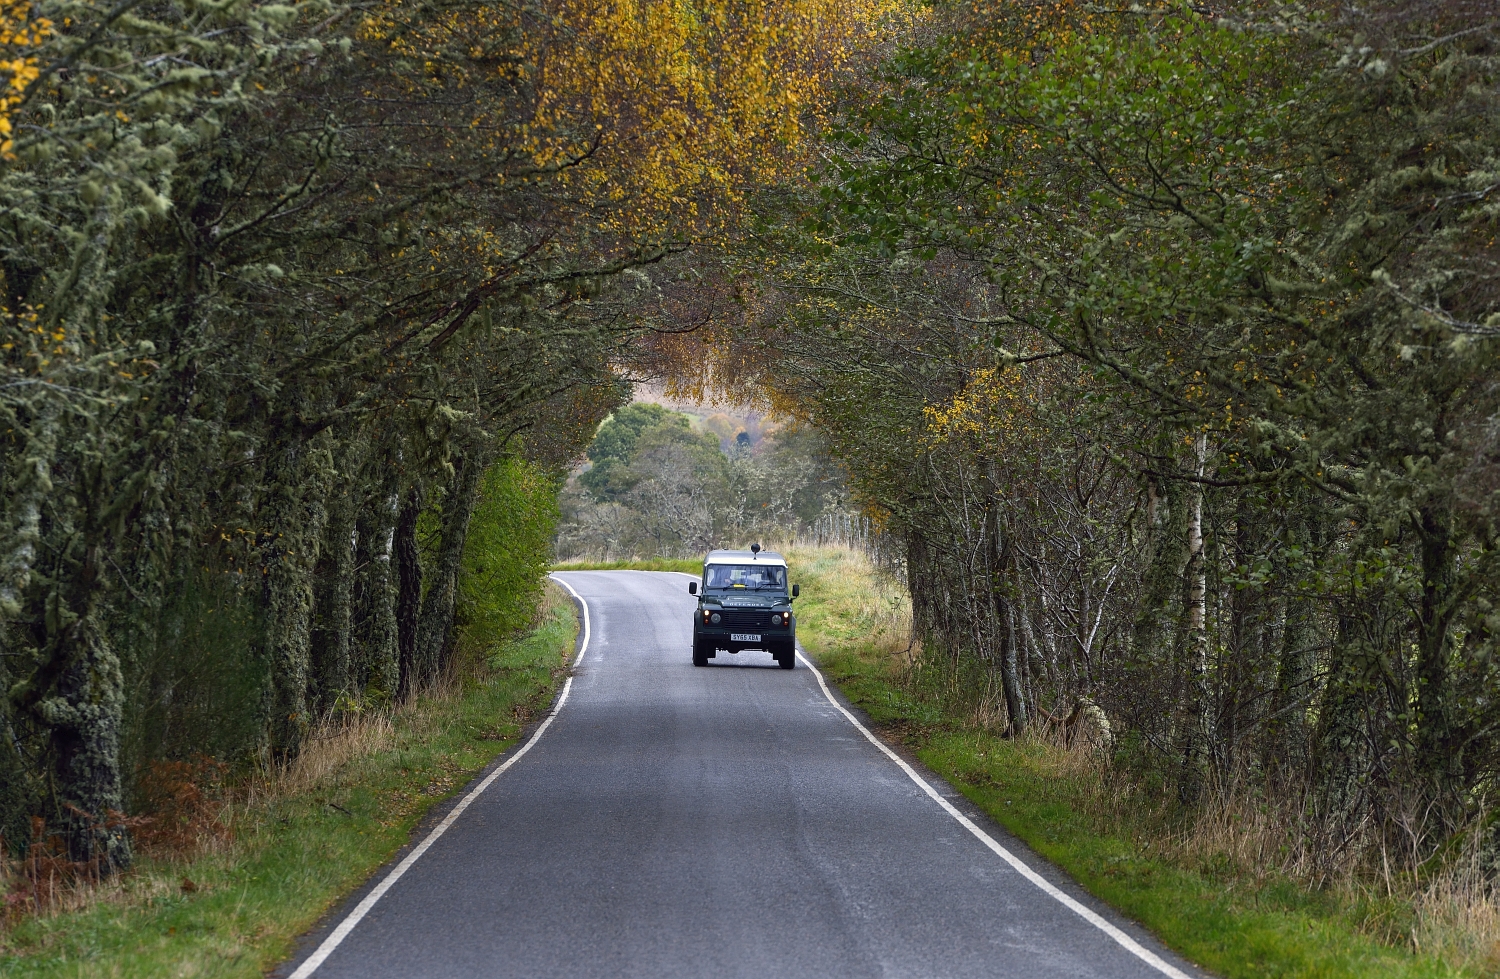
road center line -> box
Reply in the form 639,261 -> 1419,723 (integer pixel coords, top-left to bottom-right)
795,649 -> 1193,979
285,576 -> 592,978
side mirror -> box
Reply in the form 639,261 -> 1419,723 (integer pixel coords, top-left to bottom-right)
792,583 -> 800,598
688,582 -> 697,595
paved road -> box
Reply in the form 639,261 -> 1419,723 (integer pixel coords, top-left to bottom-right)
280,570 -> 1205,979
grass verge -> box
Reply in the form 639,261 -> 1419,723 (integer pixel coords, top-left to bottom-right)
784,545 -> 1480,979
0,582 -> 577,979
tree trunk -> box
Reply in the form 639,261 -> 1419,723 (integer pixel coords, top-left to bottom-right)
1267,509 -> 1321,781
17,502 -> 131,867
265,441 -> 333,758
416,450 -> 488,685
356,482 -> 401,703
1130,466 -> 1191,669
984,491 -> 1027,736
1176,432 -> 1211,805
395,486 -> 424,701
1311,609 -> 1376,869
1000,598 -> 1027,736
312,454 -> 360,716
1415,501 -> 1462,828
46,555 -> 130,869
0,398 -> 58,626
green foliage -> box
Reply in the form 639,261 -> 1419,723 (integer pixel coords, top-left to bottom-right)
460,459 -> 562,644
745,0 -> 1500,882
561,405 -> 728,555
580,403 -> 678,500
558,405 -> 856,559
486,592 -> 576,672
0,0 -> 671,861
631,417 -> 731,497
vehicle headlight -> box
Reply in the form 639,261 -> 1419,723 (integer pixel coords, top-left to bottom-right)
771,614 -> 783,626
710,612 -> 721,624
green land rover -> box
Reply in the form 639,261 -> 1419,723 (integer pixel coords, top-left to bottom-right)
688,545 -> 799,669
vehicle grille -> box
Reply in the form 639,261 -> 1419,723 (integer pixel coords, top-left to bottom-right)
718,609 -> 773,629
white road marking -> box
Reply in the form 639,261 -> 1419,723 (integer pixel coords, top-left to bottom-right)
285,577 -> 592,978
551,574 -> 592,667
796,649 -> 1194,979
672,565 -> 1185,974
291,570 -> 1185,978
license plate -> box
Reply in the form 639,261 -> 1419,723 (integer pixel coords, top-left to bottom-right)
730,633 -> 761,642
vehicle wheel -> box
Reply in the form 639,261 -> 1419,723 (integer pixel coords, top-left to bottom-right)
693,639 -> 709,667
775,644 -> 795,670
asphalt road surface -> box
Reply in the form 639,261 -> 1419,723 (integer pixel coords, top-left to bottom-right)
280,570 -> 1206,979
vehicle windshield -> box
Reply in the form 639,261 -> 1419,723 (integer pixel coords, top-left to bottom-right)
703,564 -> 787,592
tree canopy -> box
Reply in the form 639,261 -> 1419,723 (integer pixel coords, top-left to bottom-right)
725,0 -> 1500,871
7,0 -> 1498,890
0,0 -> 898,867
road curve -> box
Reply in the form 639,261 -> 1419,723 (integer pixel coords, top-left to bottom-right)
277,570 -> 1206,979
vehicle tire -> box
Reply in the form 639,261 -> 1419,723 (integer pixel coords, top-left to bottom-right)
775,644 -> 795,670
693,639 -> 709,667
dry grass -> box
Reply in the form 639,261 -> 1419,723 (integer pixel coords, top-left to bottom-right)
247,713 -> 398,805
1007,726 -> 1500,975
1116,766 -> 1500,972
1000,717 -> 1500,972
1169,792 -> 1305,879
782,543 -> 911,660
0,854 -> 192,925
2,579 -> 576,944
794,543 -> 1500,976
2,709 -> 401,928
1410,865 -> 1500,971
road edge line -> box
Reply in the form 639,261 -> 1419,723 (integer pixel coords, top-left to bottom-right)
795,649 -> 1193,979
285,578 -> 591,978
552,573 -> 592,667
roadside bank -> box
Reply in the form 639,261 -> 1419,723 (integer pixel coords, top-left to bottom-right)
785,545 -> 1482,979
0,584 -> 576,979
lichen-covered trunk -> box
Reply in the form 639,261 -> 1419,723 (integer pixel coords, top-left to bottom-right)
0,404 -> 55,622
1414,501 -> 1462,828
985,496 -> 1026,735
264,441 -> 332,758
416,451 -> 487,686
999,597 -> 1026,736
47,602 -> 129,868
395,486 -> 423,701
1130,468 -> 1191,670
356,483 -> 400,703
312,439 -> 363,715
26,525 -> 132,869
1176,433 -> 1211,805
1311,610 -> 1379,869
1266,509 -> 1322,780
1268,592 -> 1315,776
9,438 -> 135,868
